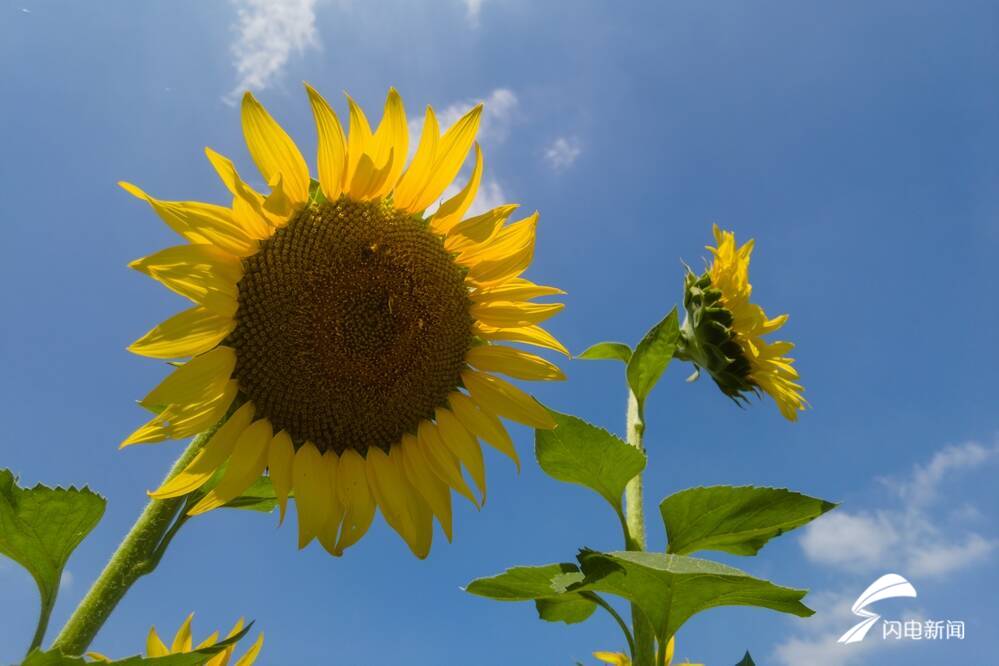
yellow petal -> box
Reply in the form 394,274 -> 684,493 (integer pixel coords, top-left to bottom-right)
417,420 -> 478,507
344,93 -> 374,191
467,345 -> 565,381
187,418 -> 273,515
471,278 -> 565,302
470,300 -> 564,328
268,430 -> 295,525
461,369 -> 555,429
434,408 -> 486,504
409,105 -> 483,213
444,204 -> 518,252
130,244 -> 242,315
231,194 -> 272,240
292,442 -> 329,549
460,212 -> 538,284
140,346 -> 236,412
233,633 -> 264,666
393,106 -> 439,210
119,182 -> 257,256
85,653 -> 111,662
429,143 -> 482,234
194,630 -> 219,650
366,447 -> 432,558
147,627 -> 169,657
241,92 -> 310,204
448,391 -> 519,470
171,613 -> 194,653
593,651 -> 630,666
150,401 -> 255,499
390,444 -> 433,558
305,83 -> 347,200
333,448 -> 377,554
122,381 -> 238,447
262,172 -> 294,219
204,147 -> 271,238
129,306 -> 235,360
473,323 -> 570,357
368,88 -> 408,198
316,451 -> 345,556
398,434 -> 453,541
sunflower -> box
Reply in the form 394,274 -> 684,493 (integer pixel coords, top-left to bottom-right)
87,614 -> 262,665
677,225 -> 805,421
121,86 -> 566,558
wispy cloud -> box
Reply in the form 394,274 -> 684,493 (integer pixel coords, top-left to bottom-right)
799,441 -> 998,579
225,0 -> 320,104
460,0 -> 486,27
544,136 -> 582,171
775,440 -> 998,665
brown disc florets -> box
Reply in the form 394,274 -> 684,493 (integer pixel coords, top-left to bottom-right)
229,197 -> 473,454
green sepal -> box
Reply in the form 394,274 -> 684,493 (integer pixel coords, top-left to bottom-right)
678,270 -> 757,402
577,342 -> 633,363
307,178 -> 327,206
734,651 -> 756,666
535,411 -> 645,513
660,486 -> 838,556
0,470 -> 106,652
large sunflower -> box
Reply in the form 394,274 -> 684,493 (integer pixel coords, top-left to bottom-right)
121,86 -> 566,558
678,225 -> 805,421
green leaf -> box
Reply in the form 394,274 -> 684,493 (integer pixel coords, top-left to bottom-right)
535,596 -> 597,624
466,563 -> 583,600
466,563 -> 597,626
734,651 -> 756,666
0,470 -> 106,651
22,622 -> 253,666
626,308 -> 679,403
569,550 -> 813,645
577,342 -> 633,363
221,477 -> 279,513
535,412 -> 645,511
660,486 -> 838,556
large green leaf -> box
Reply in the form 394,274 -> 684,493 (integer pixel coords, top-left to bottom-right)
535,596 -> 597,625
535,412 -> 645,511
625,308 -> 679,403
22,622 -> 252,665
577,342 -> 633,364
660,486 -> 837,556
0,470 -> 105,650
569,550 -> 812,644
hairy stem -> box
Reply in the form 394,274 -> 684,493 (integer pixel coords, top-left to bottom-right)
585,592 -> 636,659
625,389 -> 655,666
50,421 -> 224,655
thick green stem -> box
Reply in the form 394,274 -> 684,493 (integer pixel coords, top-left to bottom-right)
50,423 -> 222,655
625,389 -> 655,666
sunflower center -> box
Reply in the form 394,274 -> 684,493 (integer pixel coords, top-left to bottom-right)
229,197 -> 472,455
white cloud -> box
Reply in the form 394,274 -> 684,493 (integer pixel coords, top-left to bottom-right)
543,136 -> 582,171
59,570 -> 73,591
776,440 -> 998,665
799,441 -> 998,580
772,590 -> 918,666
461,0 -> 486,27
225,0 -> 320,104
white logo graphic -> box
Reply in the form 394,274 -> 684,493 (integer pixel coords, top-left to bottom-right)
838,573 -> 917,644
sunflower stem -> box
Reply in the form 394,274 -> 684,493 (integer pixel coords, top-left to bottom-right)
50,422 -> 224,655
625,389 -> 656,666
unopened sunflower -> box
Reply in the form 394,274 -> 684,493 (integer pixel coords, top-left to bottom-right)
121,86 -> 566,557
678,225 -> 805,421
88,614 -> 262,666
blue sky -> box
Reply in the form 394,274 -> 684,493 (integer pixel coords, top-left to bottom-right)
2,1 -> 997,664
